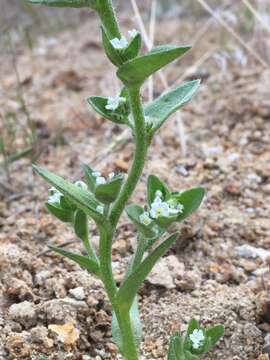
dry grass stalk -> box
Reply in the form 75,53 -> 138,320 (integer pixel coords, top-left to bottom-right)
242,0 -> 270,34
196,0 -> 268,67
148,0 -> 157,102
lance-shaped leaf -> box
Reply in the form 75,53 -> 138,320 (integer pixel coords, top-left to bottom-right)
49,245 -> 100,276
147,174 -> 170,204
101,26 -> 123,67
116,232 -> 179,310
123,33 -> 142,61
82,164 -> 96,192
33,165 -> 102,222
174,187 -> 205,221
145,80 -> 200,134
74,209 -> 88,241
167,332 -> 184,360
73,209 -> 97,260
187,319 -> 200,336
126,204 -> 157,239
60,195 -> 76,211
45,202 -> 74,223
112,297 -> 142,354
95,174 -> 124,204
87,96 -> 129,125
26,0 -> 97,8
117,45 -> 191,86
205,325 -> 224,349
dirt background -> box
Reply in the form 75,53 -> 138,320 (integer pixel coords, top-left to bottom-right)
0,1 -> 270,359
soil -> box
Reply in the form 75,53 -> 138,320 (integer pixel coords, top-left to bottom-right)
0,4 -> 270,360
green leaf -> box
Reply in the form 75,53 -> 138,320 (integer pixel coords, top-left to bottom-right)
82,164 -> 96,192
155,215 -> 178,229
186,319 -> 200,336
87,96 -> 129,125
45,202 -> 74,223
112,297 -> 142,354
60,196 -> 76,210
206,325 -> 224,348
33,165 -> 102,222
101,26 -> 123,67
145,80 -> 200,133
120,86 -> 129,100
117,232 -> 178,310
73,209 -> 97,260
49,245 -> 100,276
117,45 -> 191,85
125,204 -> 157,239
167,332 -> 183,360
123,33 -> 142,61
25,0 -> 97,8
174,187 -> 205,221
95,174 -> 124,204
74,209 -> 88,241
147,174 -> 170,204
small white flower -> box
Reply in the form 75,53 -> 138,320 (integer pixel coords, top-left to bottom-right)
75,180 -> 88,190
150,201 -> 170,219
110,36 -> 128,50
92,171 -> 101,178
48,191 -> 61,204
128,29 -> 138,38
139,212 -> 152,226
96,177 -> 106,185
108,172 -> 115,180
96,205 -> 104,214
152,196 -> 162,208
105,96 -> 126,111
155,190 -> 163,198
176,203 -> 184,213
49,186 -> 58,195
189,329 -> 205,349
169,207 -> 180,215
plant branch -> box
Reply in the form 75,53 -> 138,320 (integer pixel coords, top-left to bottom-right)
109,86 -> 147,228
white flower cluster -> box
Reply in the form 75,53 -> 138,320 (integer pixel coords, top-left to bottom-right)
110,29 -> 138,50
92,171 -> 115,186
105,96 -> 126,111
139,190 -> 184,226
189,329 -> 205,349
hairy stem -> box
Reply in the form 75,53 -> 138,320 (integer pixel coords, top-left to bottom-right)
99,224 -> 139,360
114,306 -> 140,360
99,86 -> 147,360
96,0 -> 121,38
110,86 -> 148,227
98,223 -> 117,301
